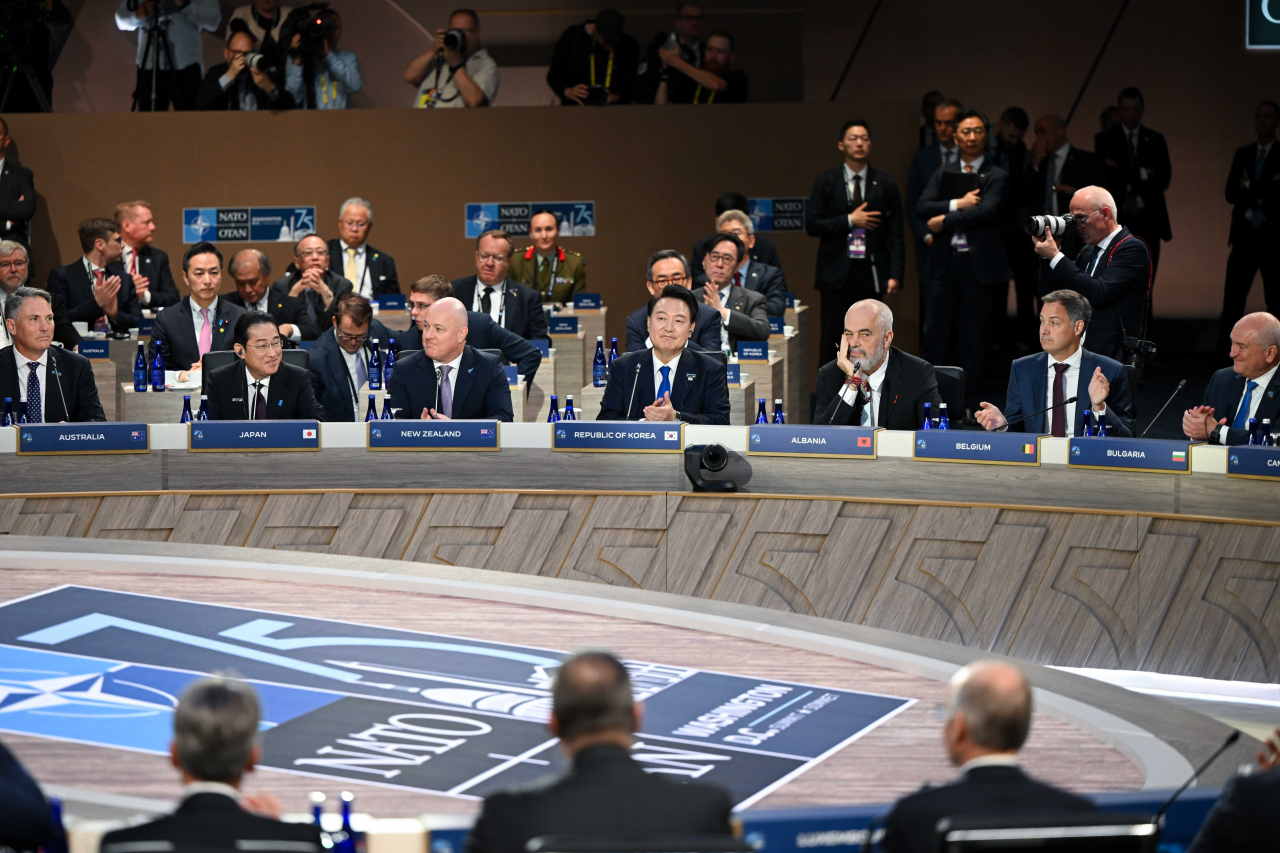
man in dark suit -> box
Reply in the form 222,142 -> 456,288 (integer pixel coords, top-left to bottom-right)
625,249 -> 722,353
1,737 -> 55,851
466,651 -> 733,853
698,211 -> 787,316
1033,186 -> 1150,364
976,290 -> 1134,437
400,275 -> 540,388
693,232 -> 770,352
1026,115 -> 1106,268
453,230 -> 548,341
225,249 -> 320,344
116,200 -> 181,309
1187,725 -> 1280,853
328,197 -> 400,299
387,297 -> 513,421
880,661 -> 1094,853
272,233 -> 352,331
309,293 -> 405,422
1,287 -> 106,422
100,677 -> 323,853
195,25 -> 294,111
151,242 -> 245,372
1220,100 -> 1280,349
0,119 -> 35,246
47,218 -> 141,349
1183,312 -> 1280,446
815,299 -> 941,428
918,109 -> 1011,417
990,108 -> 1035,348
1095,87 -> 1172,279
807,119 -> 906,362
601,285 -> 729,424
205,311 -> 324,420
691,191 -> 784,274
906,99 -> 963,294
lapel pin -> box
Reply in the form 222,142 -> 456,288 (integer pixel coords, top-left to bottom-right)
686,373 -> 696,381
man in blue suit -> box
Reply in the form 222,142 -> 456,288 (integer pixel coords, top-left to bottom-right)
601,285 -> 729,424
624,249 -> 722,353
1183,312 -> 1280,446
387,297 -> 513,421
975,289 -> 1134,437
308,293 -> 401,422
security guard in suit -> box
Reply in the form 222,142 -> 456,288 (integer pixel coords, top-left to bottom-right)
507,210 -> 586,304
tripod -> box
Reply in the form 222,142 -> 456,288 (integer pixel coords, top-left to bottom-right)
131,9 -> 184,111
0,63 -> 51,112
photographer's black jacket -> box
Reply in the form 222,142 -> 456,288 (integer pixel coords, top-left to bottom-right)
196,63 -> 295,111
547,23 -> 640,105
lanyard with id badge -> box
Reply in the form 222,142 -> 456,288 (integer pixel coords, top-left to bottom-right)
846,173 -> 868,259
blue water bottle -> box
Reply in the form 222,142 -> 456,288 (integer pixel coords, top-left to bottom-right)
197,395 -> 210,420
365,394 -> 377,422
1096,410 -> 1108,437
609,337 -> 619,378
1247,417 -> 1259,445
547,394 -> 561,422
1083,410 -> 1094,436
564,394 -> 577,420
1261,418 -> 1275,446
151,345 -> 166,392
592,336 -> 607,387
2,397 -> 12,426
47,796 -> 68,853
381,397 -> 394,419
134,341 -> 148,392
772,399 -> 784,424
334,791 -> 357,853
368,339 -> 382,391
310,791 -> 326,831
756,398 -> 768,424
938,403 -> 949,430
922,401 -> 933,430
17,401 -> 27,424
180,395 -> 193,423
384,339 -> 395,387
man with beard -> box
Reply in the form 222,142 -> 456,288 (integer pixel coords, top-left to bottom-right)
654,31 -> 746,104
814,299 -> 941,429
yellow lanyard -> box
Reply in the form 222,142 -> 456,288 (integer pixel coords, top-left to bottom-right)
589,48 -> 614,89
319,73 -> 337,107
693,86 -> 715,105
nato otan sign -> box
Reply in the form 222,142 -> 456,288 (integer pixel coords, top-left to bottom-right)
1249,0 -> 1280,47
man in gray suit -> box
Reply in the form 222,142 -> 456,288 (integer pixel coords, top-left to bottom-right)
692,232 -> 769,352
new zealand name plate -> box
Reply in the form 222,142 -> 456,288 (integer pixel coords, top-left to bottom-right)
1227,445 -> 1280,480
17,422 -> 150,455
188,420 -> 320,452
368,420 -> 499,451
748,425 -> 878,458
553,421 -> 684,452
914,430 -> 1042,465
1068,436 -> 1195,473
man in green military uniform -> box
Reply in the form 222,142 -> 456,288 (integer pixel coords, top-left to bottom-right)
508,209 -> 586,305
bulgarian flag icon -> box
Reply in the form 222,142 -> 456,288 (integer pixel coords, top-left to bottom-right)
1172,450 -> 1186,462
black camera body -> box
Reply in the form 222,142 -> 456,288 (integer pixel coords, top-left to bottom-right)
442,28 -> 468,54
282,2 -> 339,61
1024,213 -> 1083,236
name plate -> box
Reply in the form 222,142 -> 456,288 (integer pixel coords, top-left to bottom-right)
533,339 -> 551,358
1068,436 -> 1195,473
17,422 -> 150,455
572,293 -> 602,310
188,420 -> 320,452
549,316 -> 579,335
1227,445 -> 1280,479
914,430 -> 1043,465
748,425 -> 878,458
786,293 -> 797,308
368,419 -> 499,451
726,363 -> 741,386
768,316 -> 784,335
138,317 -> 155,336
553,421 -> 684,453
77,341 -> 111,360
375,294 -> 405,310
737,341 -> 768,362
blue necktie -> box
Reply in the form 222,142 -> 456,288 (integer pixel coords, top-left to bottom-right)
657,365 -> 671,402
25,362 -> 41,424
1231,380 -> 1258,431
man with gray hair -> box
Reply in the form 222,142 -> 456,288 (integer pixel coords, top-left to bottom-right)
100,677 -> 322,853
880,661 -> 1094,853
624,248 -> 722,353
1033,184 -> 1150,363
465,652 -> 733,853
225,249 -> 320,343
814,298 -> 941,428
0,240 -> 31,349
328,197 -> 400,299
702,209 -> 787,316
1,287 -> 106,422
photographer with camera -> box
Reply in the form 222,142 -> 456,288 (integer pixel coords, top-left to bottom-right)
228,0 -> 290,52
197,22 -> 293,111
404,9 -> 498,108
1031,185 -> 1150,365
547,9 -> 639,106
282,3 -> 361,110
115,0 -> 221,111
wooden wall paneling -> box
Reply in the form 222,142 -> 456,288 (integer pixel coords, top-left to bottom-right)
1137,518 -> 1228,674
243,493 -> 354,553
836,501 -> 919,625
666,495 -> 759,600
558,495 -> 668,589
0,498 -> 26,533
403,492 -> 517,567
986,509 -> 1075,656
328,493 -> 432,560
86,494 -> 190,541
510,493 -> 599,578
169,493 -> 267,546
7,496 -> 103,538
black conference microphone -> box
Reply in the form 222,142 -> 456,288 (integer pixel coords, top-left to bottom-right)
828,361 -> 862,425
1153,729 -> 1240,826
1139,379 -> 1188,438
1002,396 -> 1077,430
624,361 -> 643,420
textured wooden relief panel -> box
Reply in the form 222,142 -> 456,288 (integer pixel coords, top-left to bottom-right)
171,494 -> 267,546
0,496 -> 102,538
559,494 -> 669,588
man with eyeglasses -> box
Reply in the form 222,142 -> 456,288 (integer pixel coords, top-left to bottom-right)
308,293 -> 399,422
692,232 -> 769,354
0,240 -> 31,350
636,2 -> 704,104
624,249 -> 722,353
206,310 -> 324,420
405,9 -> 499,108
272,233 -> 352,331
452,230 -> 548,341
327,197 -> 399,300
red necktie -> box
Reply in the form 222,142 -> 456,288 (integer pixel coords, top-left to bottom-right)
1051,363 -> 1068,437
965,165 -> 973,173
733,272 -> 742,288
130,250 -> 138,276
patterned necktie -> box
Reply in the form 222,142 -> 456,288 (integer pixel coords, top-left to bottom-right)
25,362 -> 41,424
253,381 -> 268,419
438,364 -> 453,418
1231,380 -> 1259,430
92,270 -> 109,332
859,386 -> 872,426
345,248 -> 358,287
1051,363 -> 1069,437
657,365 -> 671,402
198,307 -> 213,357
481,286 -> 494,316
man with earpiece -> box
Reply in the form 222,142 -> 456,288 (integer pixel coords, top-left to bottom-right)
204,310 -> 324,421
0,287 -> 106,422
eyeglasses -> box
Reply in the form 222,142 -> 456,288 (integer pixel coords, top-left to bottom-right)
408,300 -> 433,312
477,252 -> 509,262
297,249 -> 329,258
340,219 -> 369,229
955,127 -> 985,138
336,331 -> 370,344
706,252 -> 737,265
246,339 -> 284,353
651,275 -> 689,286
0,259 -> 29,271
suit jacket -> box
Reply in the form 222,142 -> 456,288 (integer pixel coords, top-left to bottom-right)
691,285 -> 769,350
224,290 -> 321,342
0,345 -> 107,422
693,232 -> 782,272
196,63 -> 296,111
598,347 -> 729,424
124,244 -> 182,309
806,165 -> 906,293
46,260 -> 141,349
0,738 -> 54,851
906,141 -> 955,248
917,160 -> 1013,285
399,312 -> 540,388
1095,123 -> 1173,240
307,320 -> 401,422
881,764 -> 1095,853
387,345 -> 514,421
1038,226 -> 1149,363
0,160 -> 35,244
100,792 -> 324,853
206,359 -> 325,421
697,260 -> 788,316
327,239 -> 400,297
1025,144 -> 1106,217
1201,365 -> 1280,446
1225,141 -> 1280,246
813,348 -> 942,429
465,744 -> 733,853
625,303 -> 723,354
150,296 -> 245,371
1001,348 -> 1135,437
452,276 -> 548,341
271,269 -> 353,331
1187,766 -> 1280,853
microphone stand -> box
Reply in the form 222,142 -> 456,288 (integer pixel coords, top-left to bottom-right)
1153,730 -> 1240,827
828,361 -> 862,425
1002,396 -> 1078,430
1139,379 -> 1187,439
624,361 -> 643,420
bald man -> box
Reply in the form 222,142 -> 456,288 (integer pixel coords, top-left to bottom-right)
1183,312 -> 1280,446
881,662 -> 1093,853
1033,185 -> 1150,363
386,296 -> 513,421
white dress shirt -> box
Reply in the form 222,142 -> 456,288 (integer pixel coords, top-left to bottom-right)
958,753 -> 1019,775
472,280 -> 507,326
1049,224 -> 1121,271
120,244 -> 151,305
14,347 -> 48,421
245,367 -> 272,419
1048,142 -> 1071,214
340,241 -> 370,298
1219,363 -> 1279,444
843,163 -> 869,204
838,353 -> 889,425
191,296 -> 219,351
340,344 -> 368,414
651,350 -> 682,413
430,351 -> 466,417
1045,345 -> 1087,433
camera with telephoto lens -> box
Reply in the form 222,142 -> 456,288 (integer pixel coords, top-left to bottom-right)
281,2 -> 339,61
443,28 -> 468,53
243,52 -> 277,74
1024,214 -> 1083,236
